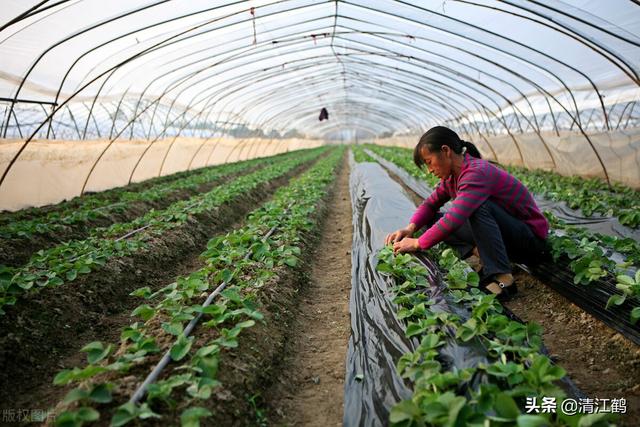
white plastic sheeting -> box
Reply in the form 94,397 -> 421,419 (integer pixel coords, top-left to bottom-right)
0,1 -> 639,208
0,137 -> 323,211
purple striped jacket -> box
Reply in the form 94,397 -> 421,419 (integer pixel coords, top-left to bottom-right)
410,153 -> 549,250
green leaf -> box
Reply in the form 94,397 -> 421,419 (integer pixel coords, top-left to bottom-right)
138,403 -> 161,420
235,319 -> 255,329
170,334 -> 193,361
517,415 -> 549,427
162,321 -> 184,336
282,256 -> 297,267
131,304 -> 155,321
54,366 -> 108,385
405,322 -> 426,338
616,274 -> 635,287
494,392 -> 520,420
180,407 -> 212,427
80,341 -> 113,364
389,399 -> 422,424
89,383 -> 113,403
110,402 -> 138,427
62,387 -> 89,404
630,307 -> 640,325
420,333 -> 442,350
605,293 -> 626,310
130,287 -> 152,298
66,269 -> 78,281
48,276 -> 64,286
75,407 -> 99,422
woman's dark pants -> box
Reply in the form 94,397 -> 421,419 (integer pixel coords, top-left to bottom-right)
426,200 -> 550,283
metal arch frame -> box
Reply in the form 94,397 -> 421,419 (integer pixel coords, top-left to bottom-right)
3,2 -> 616,135
381,0 -> 612,130
78,4 -> 601,157
82,46 -> 503,179
0,1 -> 78,33
0,1 -> 634,188
524,0 -> 640,48
46,0 -> 272,138
454,0 -> 639,88
56,1 -> 329,139
124,48 -> 502,173
330,31 -> 559,166
0,0 -> 596,136
1,0 -> 175,137
1,0 -> 632,137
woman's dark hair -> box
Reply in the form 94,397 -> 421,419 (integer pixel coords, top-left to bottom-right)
413,126 -> 481,168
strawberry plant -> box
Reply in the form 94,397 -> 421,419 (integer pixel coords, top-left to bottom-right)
0,148 -> 328,314
49,148 -> 344,426
377,246 -> 617,426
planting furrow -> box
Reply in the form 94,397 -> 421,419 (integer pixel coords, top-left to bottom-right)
0,148 -> 327,315
43,148 -> 344,426
0,148 -> 331,412
0,156 -> 271,267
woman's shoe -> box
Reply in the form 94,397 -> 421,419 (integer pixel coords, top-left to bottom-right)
482,274 -> 518,302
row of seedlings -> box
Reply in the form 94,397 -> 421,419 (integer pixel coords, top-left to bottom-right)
0,147 -> 328,314
503,165 -> 640,228
49,147 -> 344,426
377,246 -> 619,426
351,144 -> 376,163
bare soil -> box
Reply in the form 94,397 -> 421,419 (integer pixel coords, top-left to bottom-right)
263,151 -> 353,426
59,151 -> 350,427
0,158 -> 317,416
506,272 -> 640,426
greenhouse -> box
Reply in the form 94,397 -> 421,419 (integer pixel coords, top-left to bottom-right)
0,1 -> 639,426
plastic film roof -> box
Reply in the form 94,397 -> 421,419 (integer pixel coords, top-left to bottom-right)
1,0 -> 639,143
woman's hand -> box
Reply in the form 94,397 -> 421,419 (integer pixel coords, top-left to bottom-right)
384,227 -> 413,245
393,238 -> 420,254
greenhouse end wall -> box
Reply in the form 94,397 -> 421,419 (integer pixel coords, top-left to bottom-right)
0,137 -> 324,212
373,129 -> 640,189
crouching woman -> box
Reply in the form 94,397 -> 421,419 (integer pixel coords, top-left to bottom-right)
385,126 -> 550,300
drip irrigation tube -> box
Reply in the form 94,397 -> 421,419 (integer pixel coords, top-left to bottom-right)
523,261 -> 640,346
128,203 -> 291,404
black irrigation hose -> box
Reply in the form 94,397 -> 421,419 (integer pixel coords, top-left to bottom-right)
523,260 -> 640,346
128,202 -> 291,404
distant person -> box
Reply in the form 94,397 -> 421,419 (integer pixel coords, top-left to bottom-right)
319,107 -> 329,121
384,126 -> 550,300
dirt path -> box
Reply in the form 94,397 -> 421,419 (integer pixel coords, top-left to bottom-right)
266,153 -> 352,426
